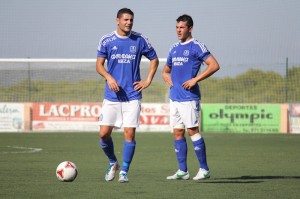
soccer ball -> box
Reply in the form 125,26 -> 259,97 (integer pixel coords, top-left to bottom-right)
56,161 -> 78,182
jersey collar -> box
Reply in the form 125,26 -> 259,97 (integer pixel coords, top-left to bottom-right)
115,31 -> 131,39
180,38 -> 194,45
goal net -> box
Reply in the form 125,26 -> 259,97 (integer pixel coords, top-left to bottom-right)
0,58 -> 299,103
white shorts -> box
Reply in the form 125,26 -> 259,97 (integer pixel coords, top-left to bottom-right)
98,99 -> 141,128
170,100 -> 200,129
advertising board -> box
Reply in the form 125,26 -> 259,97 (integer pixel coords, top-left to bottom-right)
289,104 -> 300,134
202,104 -> 281,133
0,103 -> 24,132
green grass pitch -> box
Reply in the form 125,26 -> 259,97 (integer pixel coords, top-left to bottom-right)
1,132 -> 300,199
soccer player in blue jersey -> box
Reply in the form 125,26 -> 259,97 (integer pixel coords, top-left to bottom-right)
163,14 -> 220,180
96,8 -> 159,183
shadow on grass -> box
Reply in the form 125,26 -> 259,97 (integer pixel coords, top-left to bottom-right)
217,176 -> 300,180
199,180 -> 263,184
197,176 -> 300,184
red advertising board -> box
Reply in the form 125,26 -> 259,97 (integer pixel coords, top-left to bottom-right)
32,103 -> 101,121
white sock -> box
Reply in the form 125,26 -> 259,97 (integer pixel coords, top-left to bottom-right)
190,133 -> 202,142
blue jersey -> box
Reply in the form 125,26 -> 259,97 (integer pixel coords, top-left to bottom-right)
97,31 -> 157,102
166,39 -> 211,101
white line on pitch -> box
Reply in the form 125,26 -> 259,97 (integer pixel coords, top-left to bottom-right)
2,146 -> 43,154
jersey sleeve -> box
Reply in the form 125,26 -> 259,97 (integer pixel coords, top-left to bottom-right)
166,48 -> 173,67
195,42 -> 211,61
97,38 -> 107,58
140,35 -> 157,60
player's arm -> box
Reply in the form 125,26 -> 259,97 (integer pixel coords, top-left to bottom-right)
162,64 -> 173,87
96,57 -> 120,92
133,58 -> 159,92
182,55 -> 220,90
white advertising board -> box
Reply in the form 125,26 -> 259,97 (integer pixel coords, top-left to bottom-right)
0,103 -> 24,132
289,104 -> 300,134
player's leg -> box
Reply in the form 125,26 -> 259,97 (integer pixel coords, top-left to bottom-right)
99,126 -> 117,163
188,127 -> 209,171
99,125 -> 120,181
187,127 -> 210,180
183,100 -> 210,180
166,100 -> 189,180
166,128 -> 190,180
119,127 -> 136,183
98,100 -> 122,181
118,100 -> 140,183
174,128 -> 188,172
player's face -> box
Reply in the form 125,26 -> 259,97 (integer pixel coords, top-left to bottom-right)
116,13 -> 133,36
176,21 -> 192,42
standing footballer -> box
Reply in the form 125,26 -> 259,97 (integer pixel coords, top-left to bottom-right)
163,14 -> 220,180
96,8 -> 159,183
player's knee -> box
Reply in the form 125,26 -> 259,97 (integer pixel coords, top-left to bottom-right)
173,128 -> 185,140
99,126 -> 114,140
124,128 -> 136,141
99,131 -> 112,140
100,134 -> 110,141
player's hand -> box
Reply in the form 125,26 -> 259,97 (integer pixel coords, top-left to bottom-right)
162,73 -> 173,87
182,78 -> 197,90
106,76 -> 120,92
133,80 -> 151,92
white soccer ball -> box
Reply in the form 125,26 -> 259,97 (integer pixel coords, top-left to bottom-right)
56,161 -> 78,182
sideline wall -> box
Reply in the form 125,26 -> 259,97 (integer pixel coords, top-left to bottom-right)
0,102 -> 297,133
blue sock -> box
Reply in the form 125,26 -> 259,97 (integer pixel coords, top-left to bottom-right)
99,137 -> 117,163
174,138 -> 187,172
121,141 -> 136,172
192,137 -> 209,170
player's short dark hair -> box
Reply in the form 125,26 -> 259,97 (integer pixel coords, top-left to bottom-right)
177,14 -> 193,28
117,8 -> 134,18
